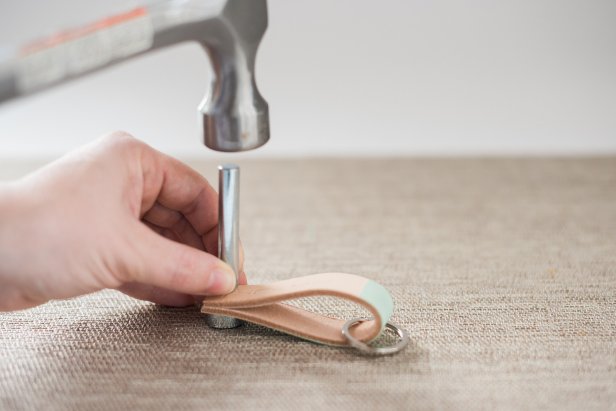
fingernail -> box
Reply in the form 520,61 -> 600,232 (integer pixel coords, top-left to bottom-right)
205,264 -> 236,295
239,270 -> 248,285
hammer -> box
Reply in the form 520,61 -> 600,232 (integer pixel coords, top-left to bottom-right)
0,0 -> 270,152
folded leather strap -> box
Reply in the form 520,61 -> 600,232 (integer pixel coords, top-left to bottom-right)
201,273 -> 394,346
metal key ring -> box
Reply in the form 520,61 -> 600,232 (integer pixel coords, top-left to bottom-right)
342,317 -> 410,356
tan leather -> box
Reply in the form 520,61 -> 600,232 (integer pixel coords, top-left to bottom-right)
201,273 -> 382,346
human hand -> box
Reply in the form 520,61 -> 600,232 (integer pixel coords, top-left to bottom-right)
0,132 -> 244,311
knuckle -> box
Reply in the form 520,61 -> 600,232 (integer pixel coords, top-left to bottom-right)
100,131 -> 142,152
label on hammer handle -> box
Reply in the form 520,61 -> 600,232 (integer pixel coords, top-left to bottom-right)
16,7 -> 153,93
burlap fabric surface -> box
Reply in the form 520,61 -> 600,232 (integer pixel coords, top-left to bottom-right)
1,158 -> 615,410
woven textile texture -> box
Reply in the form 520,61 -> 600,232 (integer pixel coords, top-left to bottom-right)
1,158 -> 615,410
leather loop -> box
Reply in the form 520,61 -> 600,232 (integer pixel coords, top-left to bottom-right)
201,273 -> 394,346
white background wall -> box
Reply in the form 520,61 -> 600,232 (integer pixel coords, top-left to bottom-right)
0,0 -> 615,159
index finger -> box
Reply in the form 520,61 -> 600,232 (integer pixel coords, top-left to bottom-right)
139,145 -> 218,236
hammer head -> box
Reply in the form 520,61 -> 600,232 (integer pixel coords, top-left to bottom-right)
197,0 -> 270,152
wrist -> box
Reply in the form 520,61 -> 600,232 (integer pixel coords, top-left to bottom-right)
0,181 -> 20,211
0,182 -> 30,309
0,181 -> 41,275
0,181 -> 32,228
0,181 -> 27,264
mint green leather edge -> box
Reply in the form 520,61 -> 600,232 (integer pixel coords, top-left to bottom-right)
359,280 -> 394,336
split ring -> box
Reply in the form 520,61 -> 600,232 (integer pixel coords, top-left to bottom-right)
341,317 -> 409,356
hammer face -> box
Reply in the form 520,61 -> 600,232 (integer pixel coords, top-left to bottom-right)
198,0 -> 270,152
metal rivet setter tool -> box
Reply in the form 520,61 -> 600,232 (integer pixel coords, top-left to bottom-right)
206,163 -> 242,329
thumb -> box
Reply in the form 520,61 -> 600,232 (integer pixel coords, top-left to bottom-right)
126,222 -> 236,296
